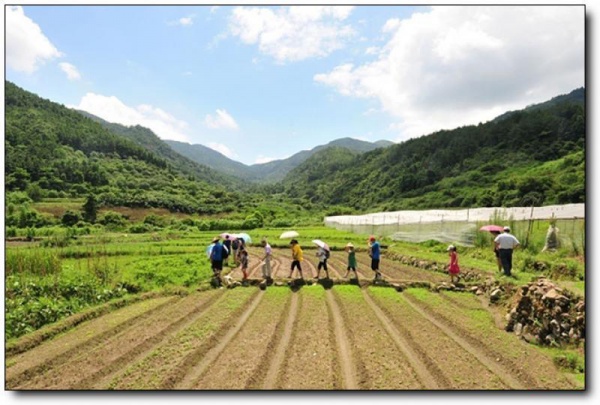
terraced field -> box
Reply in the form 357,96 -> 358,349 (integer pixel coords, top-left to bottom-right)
6,249 -> 579,390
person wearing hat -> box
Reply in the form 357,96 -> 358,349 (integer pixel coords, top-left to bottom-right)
494,226 -> 520,277
289,239 -> 304,279
344,242 -> 357,278
368,236 -> 382,281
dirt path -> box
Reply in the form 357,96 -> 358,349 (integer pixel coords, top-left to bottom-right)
325,290 -> 357,389
332,285 -> 423,389
276,286 -> 341,389
262,291 -> 299,389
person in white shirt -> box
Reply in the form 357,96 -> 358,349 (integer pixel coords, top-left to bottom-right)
261,239 -> 272,281
315,246 -> 329,279
494,226 -> 520,276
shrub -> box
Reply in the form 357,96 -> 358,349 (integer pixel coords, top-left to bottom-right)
98,211 -> 128,228
61,210 -> 82,227
128,223 -> 154,234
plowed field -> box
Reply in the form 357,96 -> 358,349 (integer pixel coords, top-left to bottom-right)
6,249 -> 579,390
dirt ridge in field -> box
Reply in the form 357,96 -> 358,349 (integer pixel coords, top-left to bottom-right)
110,288 -> 258,389
174,290 -> 265,389
325,290 -> 357,389
402,289 -> 577,389
261,292 -> 299,389
73,290 -> 224,389
400,292 -> 526,389
361,289 -> 442,389
332,286 -> 423,389
6,296 -> 177,389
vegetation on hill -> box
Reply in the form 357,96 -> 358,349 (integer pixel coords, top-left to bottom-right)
167,137 -> 393,183
282,88 -> 585,211
80,112 -> 243,188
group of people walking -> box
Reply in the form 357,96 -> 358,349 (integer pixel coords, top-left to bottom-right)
208,234 -> 386,285
209,226 -> 520,287
255,237 -> 383,280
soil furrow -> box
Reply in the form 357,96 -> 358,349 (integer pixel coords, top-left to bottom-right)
325,289 -> 357,389
361,289 -> 441,389
277,287 -> 341,389
332,285 -> 423,389
404,289 -> 571,389
400,292 -> 525,389
366,287 -> 505,389
175,290 -> 265,389
193,288 -> 292,389
72,290 -> 224,389
261,292 -> 299,389
6,295 -> 176,389
109,287 -> 258,390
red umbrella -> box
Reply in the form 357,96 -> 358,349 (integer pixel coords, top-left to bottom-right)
479,225 -> 504,232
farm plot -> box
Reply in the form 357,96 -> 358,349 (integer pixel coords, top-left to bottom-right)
6,284 -> 579,390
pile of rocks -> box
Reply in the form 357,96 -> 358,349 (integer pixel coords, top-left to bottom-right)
505,277 -> 585,346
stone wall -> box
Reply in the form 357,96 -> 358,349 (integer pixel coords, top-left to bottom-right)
504,277 -> 585,346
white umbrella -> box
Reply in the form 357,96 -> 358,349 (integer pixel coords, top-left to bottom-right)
312,239 -> 330,251
280,230 -> 299,239
236,233 -> 252,243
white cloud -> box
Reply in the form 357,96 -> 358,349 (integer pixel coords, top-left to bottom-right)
228,5 -> 356,63
210,6 -> 220,14
315,6 -> 584,141
70,93 -> 190,143
207,142 -> 237,159
169,14 -> 195,26
204,109 -> 239,130
5,6 -> 63,73
59,62 -> 81,81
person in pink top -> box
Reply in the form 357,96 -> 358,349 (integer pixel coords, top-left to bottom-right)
447,245 -> 460,284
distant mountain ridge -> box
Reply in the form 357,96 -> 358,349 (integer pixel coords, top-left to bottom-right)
77,111 -> 242,187
281,87 -> 585,211
166,137 -> 394,182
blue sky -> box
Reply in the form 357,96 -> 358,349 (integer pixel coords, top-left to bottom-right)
4,3 -> 585,165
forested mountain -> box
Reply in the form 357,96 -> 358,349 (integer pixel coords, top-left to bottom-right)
167,137 -> 394,182
77,112 -> 243,188
283,88 -> 585,211
165,140 -> 251,180
4,81 -> 242,214
4,80 -> 585,218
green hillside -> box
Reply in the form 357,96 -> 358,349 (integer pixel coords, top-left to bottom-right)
4,81 -> 240,214
165,139 -> 251,181
167,137 -> 393,183
283,88 -> 585,211
78,113 -> 243,188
